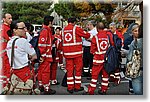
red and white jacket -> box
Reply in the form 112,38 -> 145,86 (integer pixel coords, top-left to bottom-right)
38,25 -> 53,62
91,30 -> 113,65
62,23 -> 90,58
52,34 -> 62,62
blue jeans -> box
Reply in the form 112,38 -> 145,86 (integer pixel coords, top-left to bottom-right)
132,71 -> 143,95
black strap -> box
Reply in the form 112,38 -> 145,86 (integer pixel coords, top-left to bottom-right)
11,38 -> 18,67
107,34 -> 112,46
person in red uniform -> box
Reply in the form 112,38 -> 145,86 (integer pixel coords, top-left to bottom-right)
83,22 -> 114,95
37,16 -> 56,95
50,28 -> 62,85
0,13 -> 12,87
62,17 -> 91,94
55,27 -> 64,70
109,22 -> 124,86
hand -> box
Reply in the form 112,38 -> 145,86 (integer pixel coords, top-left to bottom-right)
39,57 -> 44,63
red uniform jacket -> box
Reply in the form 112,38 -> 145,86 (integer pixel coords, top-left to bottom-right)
62,23 -> 90,58
52,34 -> 62,62
0,24 -> 11,57
115,30 -> 124,46
91,30 -> 113,65
38,25 -> 53,62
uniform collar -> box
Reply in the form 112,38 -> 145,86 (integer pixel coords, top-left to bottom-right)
43,25 -> 50,30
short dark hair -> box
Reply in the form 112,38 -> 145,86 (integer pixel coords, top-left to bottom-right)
7,20 -> 21,37
68,17 -> 77,23
55,27 -> 62,31
44,16 -> 54,26
2,13 -> 11,18
25,22 -> 34,32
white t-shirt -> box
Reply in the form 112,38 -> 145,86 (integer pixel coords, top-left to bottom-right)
83,27 -> 97,46
6,36 -> 36,69
26,32 -> 33,42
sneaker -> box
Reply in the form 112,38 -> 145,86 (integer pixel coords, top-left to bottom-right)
74,87 -> 84,92
129,88 -> 134,95
98,90 -> 107,95
44,89 -> 56,95
67,89 -> 74,94
51,80 -> 60,85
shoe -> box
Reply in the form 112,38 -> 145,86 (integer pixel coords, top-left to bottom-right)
74,87 -> 84,92
98,90 -> 107,95
60,66 -> 65,70
44,89 -> 56,95
67,89 -> 74,94
113,79 -> 120,86
129,88 -> 134,95
39,85 -> 44,92
51,80 -> 60,85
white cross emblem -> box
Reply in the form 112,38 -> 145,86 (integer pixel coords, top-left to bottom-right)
65,33 -> 72,42
100,41 -> 108,50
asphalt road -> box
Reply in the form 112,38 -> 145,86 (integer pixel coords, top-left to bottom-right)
50,67 -> 130,95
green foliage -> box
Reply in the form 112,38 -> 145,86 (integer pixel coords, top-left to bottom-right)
54,0 -> 78,20
2,1 -> 53,24
54,0 -> 116,23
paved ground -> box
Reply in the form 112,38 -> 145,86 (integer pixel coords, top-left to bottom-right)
50,67 -> 130,95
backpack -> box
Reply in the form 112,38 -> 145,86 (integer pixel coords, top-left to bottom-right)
104,35 -> 119,74
29,28 -> 45,63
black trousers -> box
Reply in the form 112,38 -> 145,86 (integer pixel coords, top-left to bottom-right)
82,46 -> 93,76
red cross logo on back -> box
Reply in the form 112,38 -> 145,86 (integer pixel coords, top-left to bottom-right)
100,41 -> 108,50
65,33 -> 72,42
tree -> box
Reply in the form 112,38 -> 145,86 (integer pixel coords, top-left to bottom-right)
2,1 -> 53,24
54,0 -> 78,20
54,0 -> 117,24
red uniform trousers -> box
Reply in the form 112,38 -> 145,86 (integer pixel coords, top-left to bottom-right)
50,62 -> 57,80
58,51 -> 63,65
38,61 -> 50,88
66,56 -> 82,90
88,63 -> 109,95
1,54 -> 11,87
12,66 -> 32,82
109,68 -> 121,84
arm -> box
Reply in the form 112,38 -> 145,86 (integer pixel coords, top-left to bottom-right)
90,36 -> 97,54
38,29 -> 48,58
127,41 -> 135,62
22,38 -> 37,61
76,27 -> 91,39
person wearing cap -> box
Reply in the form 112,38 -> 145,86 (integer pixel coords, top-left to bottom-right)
121,23 -> 139,94
0,13 -> 12,87
82,20 -> 97,78
37,16 -> 56,95
109,22 -> 124,86
62,17 -> 91,94
127,23 -> 143,95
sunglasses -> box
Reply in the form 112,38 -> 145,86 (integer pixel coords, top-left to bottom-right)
17,27 -> 26,30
